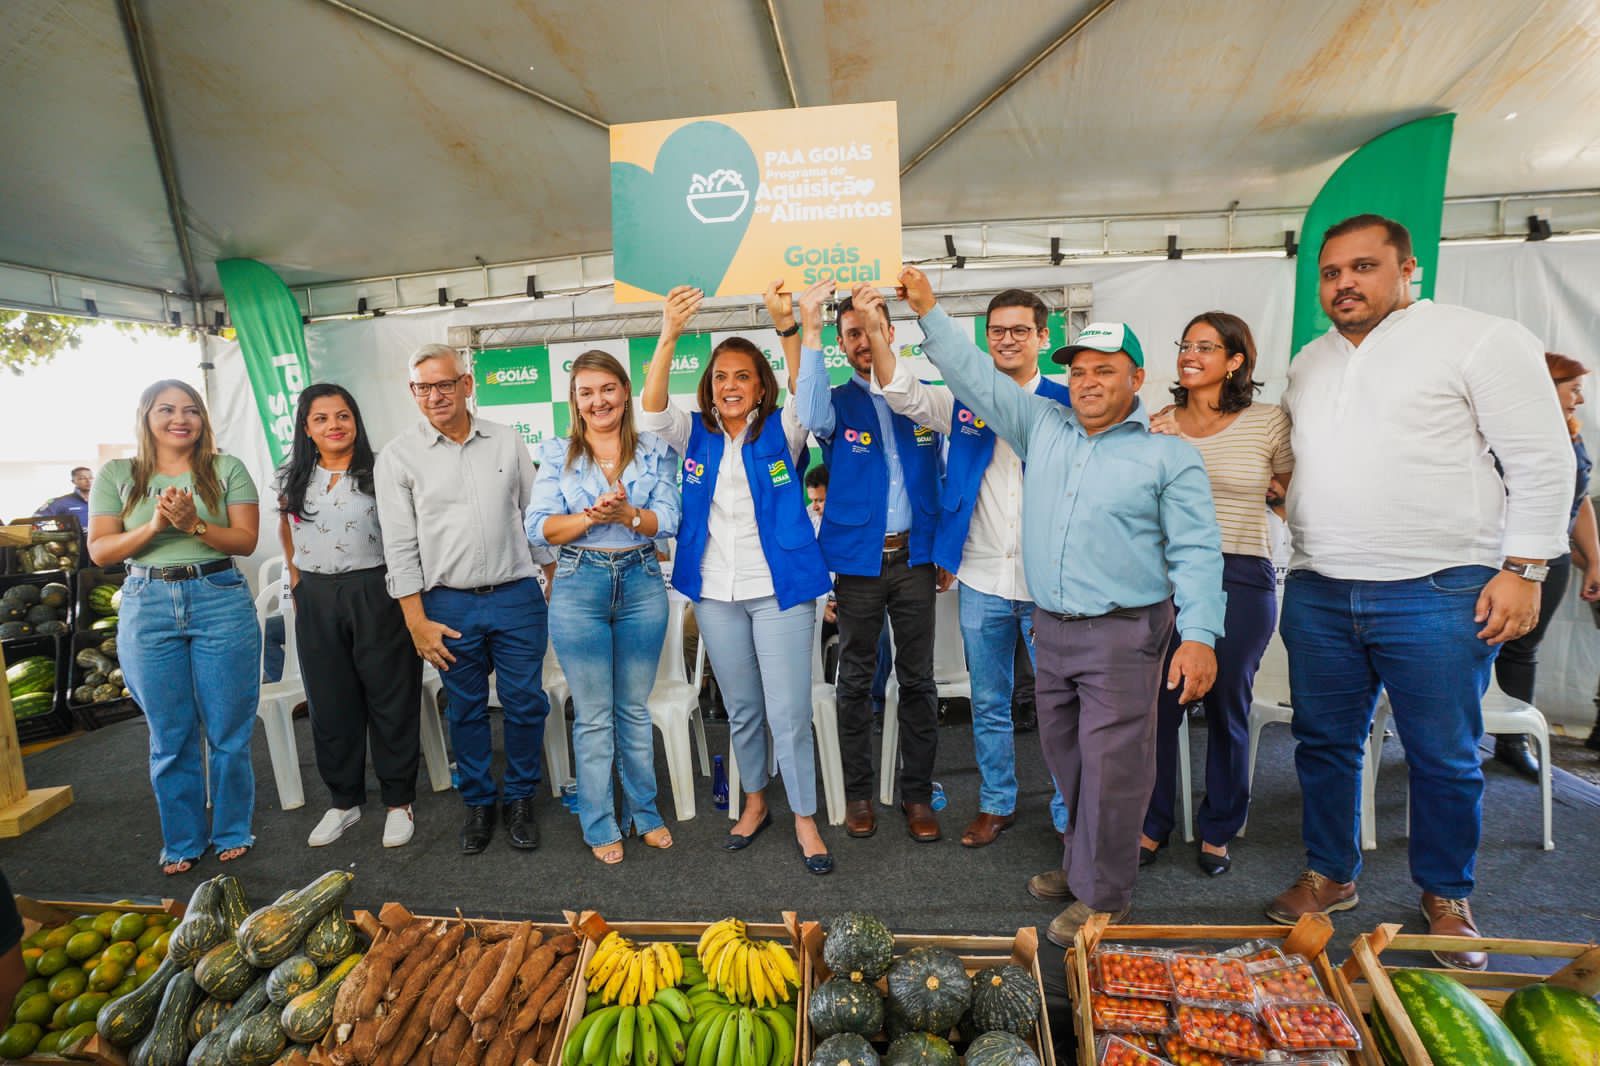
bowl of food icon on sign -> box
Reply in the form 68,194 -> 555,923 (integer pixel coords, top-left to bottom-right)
686,170 -> 750,223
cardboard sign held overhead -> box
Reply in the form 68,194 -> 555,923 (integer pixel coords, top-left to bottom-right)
611,101 -> 902,302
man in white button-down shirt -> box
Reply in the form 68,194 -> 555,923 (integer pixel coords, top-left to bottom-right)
1266,214 -> 1574,970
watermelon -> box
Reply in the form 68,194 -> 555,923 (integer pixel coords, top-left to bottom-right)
11,692 -> 54,720
88,584 -> 119,617
91,617 -> 118,632
1377,969 -> 1533,1066
6,656 -> 56,698
1501,983 -> 1600,1066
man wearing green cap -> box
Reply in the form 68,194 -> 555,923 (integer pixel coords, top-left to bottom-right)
886,266 -> 1225,943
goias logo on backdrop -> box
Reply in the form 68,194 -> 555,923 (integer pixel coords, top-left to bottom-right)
610,103 -> 902,303
612,121 -> 758,296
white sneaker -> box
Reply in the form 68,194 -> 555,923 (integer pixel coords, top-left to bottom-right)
308,807 -> 361,847
383,806 -> 414,848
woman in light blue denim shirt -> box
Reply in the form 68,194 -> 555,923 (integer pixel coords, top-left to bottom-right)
526,350 -> 682,864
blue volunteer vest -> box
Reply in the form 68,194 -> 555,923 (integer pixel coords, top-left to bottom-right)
672,411 -> 832,610
817,381 -> 941,577
932,375 -> 1072,574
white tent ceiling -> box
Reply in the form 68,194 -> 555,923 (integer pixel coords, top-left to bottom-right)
2,0 -> 1598,315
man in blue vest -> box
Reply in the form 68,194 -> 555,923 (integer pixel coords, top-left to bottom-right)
858,286 -> 1070,848
795,280 -> 945,841
890,266 -> 1224,943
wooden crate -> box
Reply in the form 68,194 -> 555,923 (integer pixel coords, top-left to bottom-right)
12,896 -> 187,1066
309,903 -> 585,1066
1337,924 -> 1600,1065
797,922 -> 1056,1066
566,912 -> 806,1066
1065,913 -> 1380,1066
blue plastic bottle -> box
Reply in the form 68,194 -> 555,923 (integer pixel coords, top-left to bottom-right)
712,755 -> 729,811
930,780 -> 947,812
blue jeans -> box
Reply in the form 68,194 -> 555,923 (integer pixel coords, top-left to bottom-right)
548,547 -> 668,847
1281,566 -> 1497,898
957,583 -> 1034,815
695,596 -> 818,817
118,566 -> 261,863
422,577 -> 550,807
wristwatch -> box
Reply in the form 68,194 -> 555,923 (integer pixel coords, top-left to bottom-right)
192,519 -> 209,537
775,322 -> 800,337
630,510 -> 644,530
1503,561 -> 1550,582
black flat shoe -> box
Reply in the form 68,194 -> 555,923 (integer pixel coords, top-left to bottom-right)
461,805 -> 496,854
1493,735 -> 1540,780
1197,850 -> 1232,877
505,797 -> 540,850
1139,844 -> 1161,867
723,811 -> 772,851
796,841 -> 834,876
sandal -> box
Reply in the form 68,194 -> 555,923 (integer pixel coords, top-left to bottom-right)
217,845 -> 251,863
160,856 -> 198,876
640,827 -> 673,849
591,843 -> 624,865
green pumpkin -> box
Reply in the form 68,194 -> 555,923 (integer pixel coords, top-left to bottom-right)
885,948 -> 970,1035
809,1033 -> 879,1066
822,913 -> 894,982
963,1031 -> 1040,1066
884,1032 -> 956,1066
266,956 -> 319,1007
808,977 -> 885,1038
968,965 -> 1039,1038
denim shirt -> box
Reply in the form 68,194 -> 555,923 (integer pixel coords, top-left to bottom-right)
795,348 -> 913,532
525,431 -> 682,550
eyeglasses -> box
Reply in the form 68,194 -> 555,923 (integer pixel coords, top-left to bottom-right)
1175,341 -> 1228,355
409,375 -> 466,397
986,325 -> 1038,341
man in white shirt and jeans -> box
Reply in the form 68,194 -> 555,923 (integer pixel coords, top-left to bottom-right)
1267,214 -> 1573,969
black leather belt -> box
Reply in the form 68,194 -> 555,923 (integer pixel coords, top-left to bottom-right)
129,559 -> 236,582
1044,606 -> 1145,623
457,579 -> 524,595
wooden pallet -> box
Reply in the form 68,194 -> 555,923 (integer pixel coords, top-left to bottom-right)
1065,913 -> 1380,1066
1337,924 -> 1600,1065
797,923 -> 1056,1066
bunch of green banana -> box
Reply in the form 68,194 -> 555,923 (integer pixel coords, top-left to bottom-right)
682,996 -> 796,1066
695,919 -> 801,1007
586,931 -> 688,1006
562,990 -> 696,1066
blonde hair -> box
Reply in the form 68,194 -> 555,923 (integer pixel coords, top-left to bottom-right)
122,380 -> 224,518
565,351 -> 638,476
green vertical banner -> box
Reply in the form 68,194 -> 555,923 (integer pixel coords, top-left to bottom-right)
1291,114 -> 1454,356
216,258 -> 311,466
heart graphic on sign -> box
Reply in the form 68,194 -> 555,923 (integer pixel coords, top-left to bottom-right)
854,178 -> 875,197
612,121 -> 760,297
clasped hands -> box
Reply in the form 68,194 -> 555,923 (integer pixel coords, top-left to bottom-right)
586,483 -> 636,527
149,485 -> 200,533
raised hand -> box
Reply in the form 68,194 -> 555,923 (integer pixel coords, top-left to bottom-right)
763,280 -> 795,333
896,266 -> 935,315
662,286 -> 703,340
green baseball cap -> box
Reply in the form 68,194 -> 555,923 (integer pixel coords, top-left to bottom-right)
1052,321 -> 1144,368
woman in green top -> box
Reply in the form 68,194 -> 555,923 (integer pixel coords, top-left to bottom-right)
87,379 -> 262,875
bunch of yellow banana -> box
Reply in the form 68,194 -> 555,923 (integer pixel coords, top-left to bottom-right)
587,931 -> 687,1006
694,919 -> 800,1007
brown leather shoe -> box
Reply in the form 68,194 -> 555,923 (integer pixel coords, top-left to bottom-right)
1265,869 -> 1359,925
901,802 -> 941,842
1420,893 -> 1488,971
1046,900 -> 1130,949
961,812 -> 1016,848
844,799 -> 877,838
1027,869 -> 1073,903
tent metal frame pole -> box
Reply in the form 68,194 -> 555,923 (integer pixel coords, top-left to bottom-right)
117,0 -> 203,327
314,0 -> 608,130
764,0 -> 800,108
900,0 -> 1117,178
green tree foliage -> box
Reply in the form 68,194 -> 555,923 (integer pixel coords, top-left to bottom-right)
1,310 -> 187,373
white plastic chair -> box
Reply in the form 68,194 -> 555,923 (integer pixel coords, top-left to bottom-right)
1369,684 -> 1553,851
728,597 -> 846,825
879,589 -> 970,806
646,590 -> 703,820
254,584 -> 306,810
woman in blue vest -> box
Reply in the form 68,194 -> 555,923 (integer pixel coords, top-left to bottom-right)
637,285 -> 836,875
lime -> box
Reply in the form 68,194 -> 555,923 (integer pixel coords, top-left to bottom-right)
0,1022 -> 43,1058
35,946 -> 68,977
46,967 -> 87,1003
13,992 -> 54,1026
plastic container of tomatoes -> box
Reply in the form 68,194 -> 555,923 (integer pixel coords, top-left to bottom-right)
1168,952 -> 1255,1007
1095,1033 -> 1174,1066
1247,954 -> 1328,1005
1219,939 -> 1284,965
1091,989 -> 1171,1034
1260,1001 -> 1363,1052
1157,1033 -> 1229,1066
1174,1005 -> 1271,1061
1094,945 -> 1176,1000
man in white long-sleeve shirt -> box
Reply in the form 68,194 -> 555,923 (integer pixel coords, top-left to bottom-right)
1266,214 -> 1574,971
